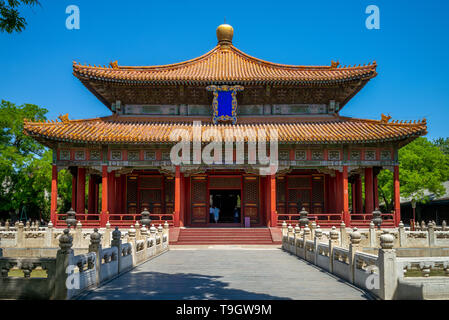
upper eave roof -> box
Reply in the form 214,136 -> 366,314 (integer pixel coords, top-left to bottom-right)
72,45 -> 377,85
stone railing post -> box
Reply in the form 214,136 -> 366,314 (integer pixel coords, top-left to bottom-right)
16,221 -> 24,247
281,221 -> 287,238
398,221 -> 406,247
163,221 -> 170,243
54,229 -> 74,300
428,221 -> 436,247
88,228 -> 102,285
135,221 -> 141,240
45,221 -> 54,248
293,224 -> 301,256
339,221 -> 347,248
127,224 -> 137,264
329,226 -> 339,272
369,221 -> 376,247
314,225 -> 322,264
111,227 -> 122,274
378,230 -> 397,300
150,224 -> 157,254
310,221 -> 316,240
103,221 -> 111,248
74,221 -> 83,248
5,220 -> 9,231
284,224 -> 292,250
25,220 -> 31,231
303,225 -> 310,257
158,224 -> 164,251
349,228 -> 362,284
442,220 -> 447,231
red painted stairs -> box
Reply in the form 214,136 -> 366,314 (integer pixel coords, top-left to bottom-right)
171,228 -> 281,245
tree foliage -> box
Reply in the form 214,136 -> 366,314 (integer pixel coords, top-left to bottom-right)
0,100 -> 71,221
0,0 -> 40,33
378,137 -> 449,211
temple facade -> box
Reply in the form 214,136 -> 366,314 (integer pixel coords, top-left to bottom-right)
24,24 -> 427,229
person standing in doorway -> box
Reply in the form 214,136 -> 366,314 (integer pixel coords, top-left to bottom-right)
214,205 -> 220,223
210,205 -> 215,223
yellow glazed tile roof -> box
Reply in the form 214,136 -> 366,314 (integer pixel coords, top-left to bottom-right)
73,45 -> 377,84
24,116 -> 426,145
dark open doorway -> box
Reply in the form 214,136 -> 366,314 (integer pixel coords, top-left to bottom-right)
209,190 -> 241,223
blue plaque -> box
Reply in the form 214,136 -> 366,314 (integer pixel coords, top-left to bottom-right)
206,85 -> 244,124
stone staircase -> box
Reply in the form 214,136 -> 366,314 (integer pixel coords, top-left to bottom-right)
171,228 -> 281,245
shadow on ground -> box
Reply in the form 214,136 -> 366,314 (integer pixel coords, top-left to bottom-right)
78,271 -> 291,300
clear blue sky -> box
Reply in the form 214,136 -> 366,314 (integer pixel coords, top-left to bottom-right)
0,0 -> 448,139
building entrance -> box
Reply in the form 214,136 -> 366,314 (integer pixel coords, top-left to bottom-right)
209,190 -> 241,224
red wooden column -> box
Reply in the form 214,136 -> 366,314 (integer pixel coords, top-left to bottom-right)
373,173 -> 379,209
365,167 -> 374,215
100,166 -> 108,227
342,166 -> 350,225
328,175 -> 336,213
71,169 -> 77,211
94,179 -> 99,214
355,175 -> 363,213
76,168 -> 86,214
394,165 -> 401,226
50,165 -> 58,224
87,175 -> 96,214
270,173 -> 277,227
174,166 -> 181,227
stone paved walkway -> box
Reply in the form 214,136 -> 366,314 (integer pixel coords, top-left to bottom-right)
77,247 -> 372,300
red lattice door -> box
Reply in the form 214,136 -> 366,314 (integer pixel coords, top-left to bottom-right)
191,176 -> 208,224
243,176 -> 259,224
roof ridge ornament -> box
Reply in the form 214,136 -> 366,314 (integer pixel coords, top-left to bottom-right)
216,24 -> 233,45
380,113 -> 392,124
58,113 -> 70,123
331,60 -> 340,68
109,60 -> 119,69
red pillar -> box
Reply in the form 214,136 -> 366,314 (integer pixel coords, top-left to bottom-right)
88,175 -> 95,214
76,167 -> 86,214
342,166 -> 350,225
394,165 -> 401,226
365,167 -> 374,214
355,175 -> 363,213
328,175 -> 335,213
270,174 -> 277,227
71,171 -> 77,211
94,180 -> 99,214
100,166 -> 108,227
373,173 -> 379,209
51,165 -> 58,224
174,166 -> 181,227
179,175 -> 186,227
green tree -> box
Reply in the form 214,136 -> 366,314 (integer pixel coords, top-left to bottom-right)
0,0 -> 40,33
378,137 -> 449,212
433,137 -> 449,156
0,100 -> 72,221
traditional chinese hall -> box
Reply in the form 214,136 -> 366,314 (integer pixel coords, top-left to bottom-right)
24,24 -> 427,242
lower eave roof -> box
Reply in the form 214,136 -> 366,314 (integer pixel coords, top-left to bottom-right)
23,116 -> 427,146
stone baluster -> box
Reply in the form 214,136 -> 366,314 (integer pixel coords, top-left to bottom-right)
54,229 -> 74,300
111,227 -> 122,274
428,221 -> 436,247
103,221 -> 111,248
17,221 -> 24,247
421,220 -> 426,231
5,220 -> 9,231
74,221 -> 83,248
88,228 -> 102,285
302,225 -> 310,258
310,221 -> 316,239
398,221 -> 406,247
313,225 -> 322,264
329,226 -> 339,272
45,221 -> 54,247
339,221 -> 347,248
163,221 -> 170,242
442,220 -> 447,231
281,221 -> 287,239
378,230 -> 397,300
25,220 -> 31,231
369,221 -> 376,247
134,221 -> 141,240
349,228 -> 362,284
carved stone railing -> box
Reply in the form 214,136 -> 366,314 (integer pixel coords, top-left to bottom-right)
281,221 -> 449,300
0,223 -> 170,300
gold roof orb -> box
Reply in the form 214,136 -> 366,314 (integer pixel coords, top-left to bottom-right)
216,24 -> 233,44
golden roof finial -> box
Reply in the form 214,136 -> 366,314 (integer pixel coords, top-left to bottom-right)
380,113 -> 392,124
109,60 -> 119,69
217,23 -> 233,45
